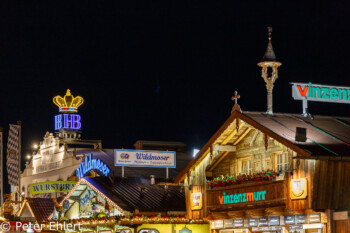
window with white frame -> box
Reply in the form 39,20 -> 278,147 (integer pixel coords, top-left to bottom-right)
242,159 -> 252,174
262,156 -> 271,171
253,154 -> 272,173
275,153 -> 289,172
253,160 -> 261,173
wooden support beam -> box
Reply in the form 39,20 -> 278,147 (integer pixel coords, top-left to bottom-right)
250,130 -> 259,146
207,125 -> 248,171
69,196 -> 80,202
207,151 -> 230,171
212,144 -> 236,152
232,128 -> 251,145
221,122 -> 245,144
265,133 -> 269,150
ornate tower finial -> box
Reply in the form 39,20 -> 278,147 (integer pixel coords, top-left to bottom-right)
268,26 -> 272,40
258,26 -> 282,116
231,90 -> 242,114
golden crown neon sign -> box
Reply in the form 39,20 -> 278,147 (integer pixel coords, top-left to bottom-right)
53,89 -> 84,113
53,90 -> 84,131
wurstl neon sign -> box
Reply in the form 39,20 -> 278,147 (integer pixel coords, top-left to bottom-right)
218,191 -> 266,205
76,154 -> 111,180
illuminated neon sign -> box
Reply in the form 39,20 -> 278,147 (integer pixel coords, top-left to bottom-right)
55,114 -> 82,130
53,90 -> 84,131
218,190 -> 266,205
292,82 -> 350,103
76,154 -> 110,180
53,89 -> 84,113
30,181 -> 77,195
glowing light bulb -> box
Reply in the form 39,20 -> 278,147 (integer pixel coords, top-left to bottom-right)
193,149 -> 200,158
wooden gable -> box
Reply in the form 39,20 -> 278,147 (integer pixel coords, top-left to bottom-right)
177,110 -> 350,220
174,110 -> 310,184
177,111 -> 305,219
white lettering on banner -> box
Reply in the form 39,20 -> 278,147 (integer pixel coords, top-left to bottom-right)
114,149 -> 176,168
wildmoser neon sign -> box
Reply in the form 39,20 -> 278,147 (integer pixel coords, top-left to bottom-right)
292,82 -> 350,103
218,191 -> 266,205
76,154 -> 110,180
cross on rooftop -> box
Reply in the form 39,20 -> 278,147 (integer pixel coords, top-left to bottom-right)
232,91 -> 240,105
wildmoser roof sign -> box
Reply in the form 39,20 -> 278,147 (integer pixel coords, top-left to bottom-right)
292,82 -> 350,104
114,149 -> 176,168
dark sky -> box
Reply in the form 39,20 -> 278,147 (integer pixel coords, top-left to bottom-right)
1,1 -> 350,172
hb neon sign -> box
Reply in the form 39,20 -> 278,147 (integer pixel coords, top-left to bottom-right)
55,114 -> 82,130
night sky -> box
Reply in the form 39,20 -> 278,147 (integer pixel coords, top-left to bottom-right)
1,1 -> 350,189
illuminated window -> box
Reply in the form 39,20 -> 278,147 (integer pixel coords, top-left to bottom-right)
275,153 -> 289,172
242,159 -> 252,174
48,150 -> 54,162
253,160 -> 261,173
41,151 -> 49,165
262,157 -> 271,171
253,154 -> 272,173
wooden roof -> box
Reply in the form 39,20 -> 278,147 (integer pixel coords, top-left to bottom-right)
76,148 -> 192,180
63,176 -> 185,213
17,198 -> 55,223
174,110 -> 350,183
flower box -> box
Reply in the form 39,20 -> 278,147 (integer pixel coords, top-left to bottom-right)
209,170 -> 279,188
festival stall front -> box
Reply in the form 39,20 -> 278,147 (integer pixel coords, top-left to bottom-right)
50,176 -> 208,233
174,106 -> 350,233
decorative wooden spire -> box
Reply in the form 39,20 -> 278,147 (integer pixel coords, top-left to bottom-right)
261,26 -> 278,62
258,27 -> 282,116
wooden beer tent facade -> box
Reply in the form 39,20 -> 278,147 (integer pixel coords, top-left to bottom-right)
174,103 -> 350,231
